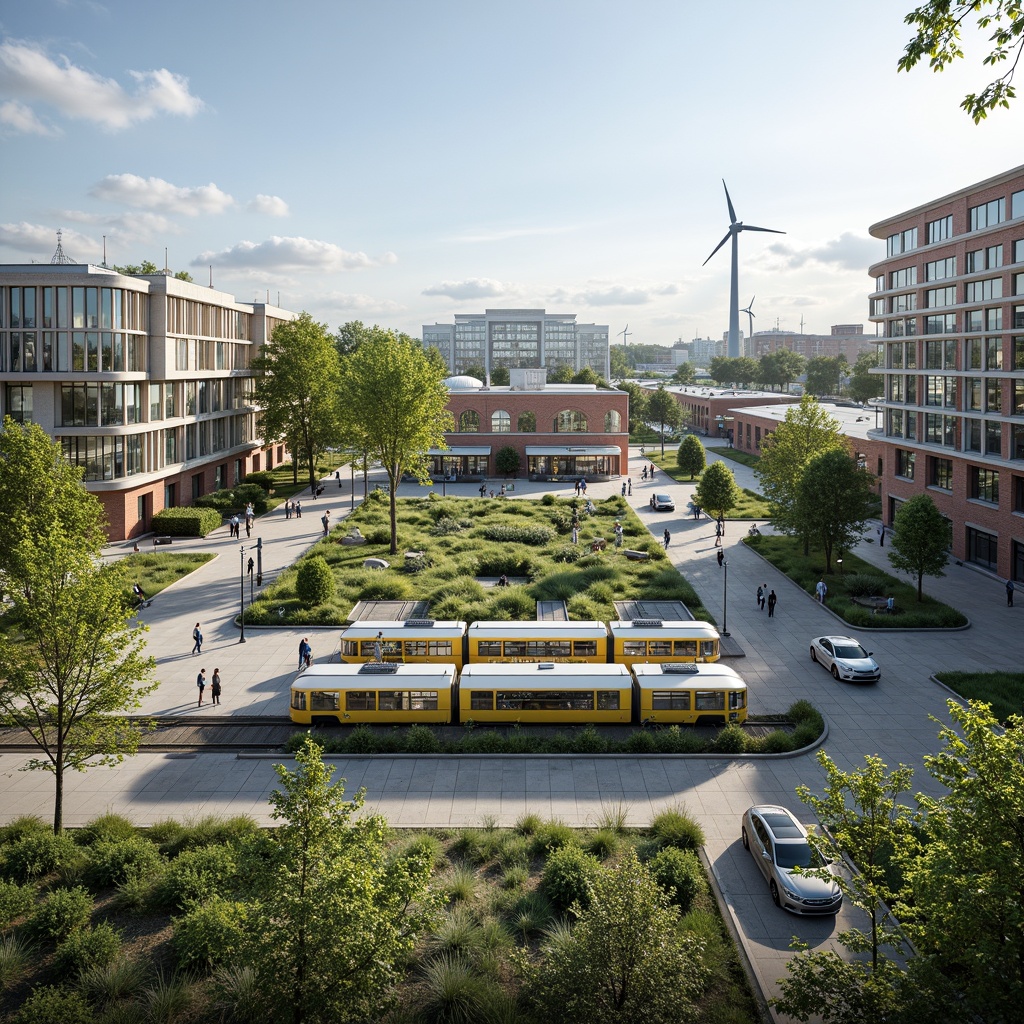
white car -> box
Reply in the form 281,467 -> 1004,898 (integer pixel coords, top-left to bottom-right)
741,805 -> 843,915
809,635 -> 880,683
649,493 -> 675,511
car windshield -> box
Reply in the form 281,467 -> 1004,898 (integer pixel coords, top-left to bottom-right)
833,644 -> 867,659
775,840 -> 820,870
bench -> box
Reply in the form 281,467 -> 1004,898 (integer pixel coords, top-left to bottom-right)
852,595 -> 894,614
152,536 -> 173,546
363,558 -> 390,571
623,549 -> 650,561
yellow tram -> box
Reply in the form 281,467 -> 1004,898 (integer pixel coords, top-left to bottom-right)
466,620 -> 609,664
608,619 -> 720,667
631,662 -> 747,725
339,619 -> 468,669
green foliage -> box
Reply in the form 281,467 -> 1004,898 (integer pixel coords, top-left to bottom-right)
648,385 -> 684,435
843,573 -> 889,597
243,470 -> 276,492
494,445 -> 520,477
83,836 -> 163,890
432,515 -> 472,536
649,807 -> 706,851
404,724 -> 443,753
530,821 -> 579,858
541,845 -> 601,913
295,554 -> 336,605
52,921 -> 122,976
171,895 -> 249,972
0,933 -> 32,989
711,723 -> 747,753
194,482 -> 269,516
76,814 -> 138,847
77,955 -> 148,1006
847,350 -> 883,403
934,671 -> 1024,724
0,830 -> 78,881
27,885 -> 92,943
585,829 -> 620,859
151,843 -> 238,911
481,524 -> 554,545
804,355 -> 846,397
888,493 -> 950,600
693,460 -> 740,521
0,878 -> 36,925
676,434 -> 706,479
11,985 -> 96,1024
647,846 -> 703,912
150,505 -> 223,536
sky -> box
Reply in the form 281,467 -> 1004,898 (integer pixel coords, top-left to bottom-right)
1,0 -> 1022,348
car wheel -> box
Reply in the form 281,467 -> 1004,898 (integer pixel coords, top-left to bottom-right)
741,826 -> 749,850
810,647 -> 817,663
831,665 -> 840,680
770,880 -> 780,907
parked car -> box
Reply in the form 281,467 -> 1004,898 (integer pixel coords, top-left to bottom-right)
809,635 -> 880,683
649,493 -> 675,511
741,805 -> 842,915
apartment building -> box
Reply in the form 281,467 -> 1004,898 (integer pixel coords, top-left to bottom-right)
868,165 -> 1024,581
0,260 -> 294,540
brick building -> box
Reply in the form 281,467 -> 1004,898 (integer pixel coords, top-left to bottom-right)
638,382 -> 796,440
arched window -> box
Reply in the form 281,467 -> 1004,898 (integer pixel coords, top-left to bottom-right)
491,410 -> 511,433
554,410 -> 588,432
604,410 -> 621,432
459,410 -> 480,432
517,411 -> 536,432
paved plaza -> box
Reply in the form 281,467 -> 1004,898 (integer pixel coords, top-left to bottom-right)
1,446 -> 1019,1016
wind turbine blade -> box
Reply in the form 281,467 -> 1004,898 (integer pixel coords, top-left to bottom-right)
740,224 -> 785,236
722,180 -> 737,224
749,296 -> 755,309
702,230 -> 732,266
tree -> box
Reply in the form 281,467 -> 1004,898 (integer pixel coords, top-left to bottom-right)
899,0 -> 1024,120
732,356 -> 760,387
847,350 -> 883,404
755,395 -> 847,550
795,449 -> 876,572
241,738 -> 435,1024
335,319 -> 371,358
646,386 -> 683,456
251,313 -> 345,497
672,362 -> 697,385
676,434 -> 706,480
616,381 -> 649,434
495,445 -> 520,477
887,494 -> 950,600
708,355 -> 735,385
489,365 -> 511,386
339,329 -> 453,554
758,350 -> 805,392
547,364 -> 574,384
0,423 -> 156,832
524,848 -> 709,1024
571,367 -> 602,386
804,356 -> 844,397
693,460 -> 739,522
609,344 -> 631,379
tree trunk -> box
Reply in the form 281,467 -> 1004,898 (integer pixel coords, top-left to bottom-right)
53,760 -> 63,833
388,468 -> 399,555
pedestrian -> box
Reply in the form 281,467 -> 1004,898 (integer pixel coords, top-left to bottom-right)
295,500 -> 302,518
641,466 -> 647,481
718,514 -> 725,536
714,521 -> 722,547
230,514 -> 239,538
499,484 -> 506,496
571,524 -> 579,544
614,521 -> 623,548
878,524 -> 885,547
298,637 -> 312,671
759,583 -> 767,611
663,528 -> 671,550
717,549 -> 724,567
321,510 -> 330,536
132,582 -> 148,608
373,631 -> 383,663
245,516 -> 252,539
693,504 -> 700,521
650,464 -> 655,478
479,484 -> 487,498
490,489 -> 495,498
191,622 -> 203,656
211,668 -> 222,706
575,479 -> 581,496
285,501 -> 291,520
580,478 -> 587,495
627,478 -> 632,496
196,668 -> 206,707
815,578 -> 828,603
1008,579 -> 1016,607
622,482 -> 627,496
757,584 -> 764,609
767,590 -> 777,618
336,470 -> 341,488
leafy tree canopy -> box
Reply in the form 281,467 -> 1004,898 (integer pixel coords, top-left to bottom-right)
676,434 -> 706,480
547,364 -> 575,384
693,460 -> 739,521
804,356 -> 845,397
847,350 -> 883,404
887,494 -> 950,600
615,381 -> 650,433
672,362 -> 697,385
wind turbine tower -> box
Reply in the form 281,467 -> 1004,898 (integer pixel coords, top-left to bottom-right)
617,324 -> 632,347
703,181 -> 784,359
741,296 -> 756,354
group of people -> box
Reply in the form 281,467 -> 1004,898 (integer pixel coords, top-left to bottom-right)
195,667 -> 222,707
755,584 -> 778,617
298,637 -> 313,671
640,465 -> 656,481
227,503 -> 256,539
284,500 -> 302,519
574,477 -> 588,496
620,479 -> 633,497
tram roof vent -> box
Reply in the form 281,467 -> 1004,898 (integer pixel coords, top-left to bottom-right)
662,663 -> 700,674
404,619 -> 435,628
359,663 -> 401,674
537,662 -> 556,670
632,619 -> 663,628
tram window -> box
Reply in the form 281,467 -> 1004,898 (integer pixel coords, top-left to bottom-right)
729,691 -> 746,710
651,691 -> 690,710
405,641 -> 426,657
311,691 -> 341,711
623,641 -> 646,656
527,640 -> 571,658
695,690 -> 725,711
342,640 -> 359,657
409,690 -> 439,711
378,691 -> 403,711
345,691 -> 375,711
291,691 -> 307,710
574,640 -> 598,657
674,640 -> 698,657
359,641 -> 378,657
649,641 -> 672,657
596,690 -> 620,710
427,641 -> 452,657
477,641 -> 502,657
505,641 -> 529,657
470,691 -> 495,711
497,689 -> 594,711
701,641 -> 717,658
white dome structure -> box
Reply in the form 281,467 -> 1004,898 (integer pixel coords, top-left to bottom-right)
443,374 -> 484,390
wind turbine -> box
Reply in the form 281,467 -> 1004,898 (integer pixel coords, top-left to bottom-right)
703,181 -> 784,359
617,324 -> 632,347
740,296 -> 756,354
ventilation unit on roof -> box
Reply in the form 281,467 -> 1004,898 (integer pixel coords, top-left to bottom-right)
404,619 -> 435,628
662,663 -> 700,673
358,663 -> 401,674
632,619 -> 663,628
537,663 -> 555,670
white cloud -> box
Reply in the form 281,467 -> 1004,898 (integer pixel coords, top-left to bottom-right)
766,232 -> 878,271
90,174 -> 234,216
0,39 -> 204,132
551,282 -> 680,307
422,278 -> 511,300
0,98 -> 55,135
247,194 -> 290,217
57,208 -> 179,249
0,222 -> 95,260
193,236 -> 397,272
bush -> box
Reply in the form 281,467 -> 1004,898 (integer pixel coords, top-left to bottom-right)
295,555 -> 335,605
12,985 -> 95,1024
242,470 -> 275,492
585,829 -> 620,860
0,831 -> 79,881
52,921 -> 122,976
76,814 -> 138,847
649,807 -> 705,851
481,524 -> 554,545
403,724 -> 442,754
648,846 -> 702,912
622,730 -> 658,754
541,845 -> 600,913
152,844 -> 238,912
0,816 -> 51,846
84,837 -> 163,891
0,878 -> 36,925
552,544 -> 585,564
571,725 -> 609,755
711,722 -> 747,754
530,821 -> 579,858
27,885 -> 92,943
150,506 -> 222,537
431,515 -> 472,536
171,896 -> 249,972
842,573 -> 888,598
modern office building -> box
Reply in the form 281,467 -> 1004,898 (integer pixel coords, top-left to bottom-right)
0,255 -> 295,541
868,165 -> 1024,581
423,309 -> 610,379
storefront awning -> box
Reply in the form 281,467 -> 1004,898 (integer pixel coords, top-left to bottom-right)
525,446 -> 622,456
428,447 -> 492,456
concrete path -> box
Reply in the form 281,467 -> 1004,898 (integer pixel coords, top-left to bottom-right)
1,446 -> 1020,1019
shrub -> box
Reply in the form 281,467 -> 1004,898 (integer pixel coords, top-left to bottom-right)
760,729 -> 796,754
649,806 -> 705,851
515,813 -> 543,836
0,816 -> 51,846
243,470 -> 275,492
711,722 -> 747,753
843,573 -> 888,598
648,846 -> 702,912
150,505 -> 222,537
571,725 -> 609,755
585,829 -> 620,859
652,726 -> 705,755
552,544 -> 585,564
171,896 -> 249,972
12,985 -> 95,1024
52,921 -> 122,976
211,964 -> 263,1024
152,844 -> 237,912
0,878 -> 36,926
622,730 -> 658,754
481,524 -> 553,545
77,955 -> 148,1005
295,555 -> 335,605
395,833 -> 445,872
27,885 -> 92,943
0,830 -> 79,881
541,845 -> 600,913
84,837 -> 163,890
530,820 -> 578,857
432,515 -> 473,536
76,814 -> 138,847
0,933 -> 31,989
403,724 -> 442,754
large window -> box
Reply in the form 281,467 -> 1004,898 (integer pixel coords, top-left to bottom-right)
890,266 -> 918,288
896,449 -> 915,479
458,410 -> 479,432
491,410 -> 510,433
924,314 -> 957,335
887,228 -> 918,256
925,286 -> 956,308
964,278 -> 1002,302
604,410 -> 621,432
517,411 -> 536,432
5,384 -> 32,423
971,466 -> 999,504
966,526 -> 998,571
926,256 -> 956,280
966,245 -> 1002,271
970,198 -> 1005,231
555,410 -> 587,432
930,457 -> 953,490
927,215 -> 953,243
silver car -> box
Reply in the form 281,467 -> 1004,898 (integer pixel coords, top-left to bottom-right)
741,805 -> 842,915
649,493 -> 675,511
809,635 -> 881,683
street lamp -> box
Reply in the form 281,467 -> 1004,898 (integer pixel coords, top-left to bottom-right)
350,459 -> 355,512
721,558 -> 731,637
238,546 -> 247,643
837,557 -> 844,576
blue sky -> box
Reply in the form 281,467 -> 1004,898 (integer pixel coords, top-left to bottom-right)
1,0 -> 1021,347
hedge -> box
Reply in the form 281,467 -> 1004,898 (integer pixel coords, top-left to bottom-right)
151,507 -> 223,537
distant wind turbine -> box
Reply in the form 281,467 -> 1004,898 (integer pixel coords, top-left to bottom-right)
703,181 -> 784,359
740,296 -> 756,352
617,324 -> 632,347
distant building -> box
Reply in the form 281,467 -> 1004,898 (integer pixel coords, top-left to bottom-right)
751,326 -> 875,362
423,309 -> 610,379
637,382 -> 795,439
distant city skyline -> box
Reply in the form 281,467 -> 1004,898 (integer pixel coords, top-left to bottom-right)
1,0 -> 1021,347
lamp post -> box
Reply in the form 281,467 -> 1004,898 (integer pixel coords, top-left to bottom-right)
837,556 -> 844,576
721,558 -> 730,637
350,459 -> 355,512
239,546 -> 246,643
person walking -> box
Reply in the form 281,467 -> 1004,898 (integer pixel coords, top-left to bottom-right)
759,583 -> 767,611
191,622 -> 203,656
714,521 -> 722,547
878,524 -> 885,547
621,482 -> 627,496
321,510 -> 331,536
717,549 -> 724,568
571,524 -> 579,545
627,478 -> 632,496
717,514 -> 725,536
767,590 -> 777,618
815,579 -> 828,603
756,584 -> 764,610
663,528 -> 671,550
245,516 -> 252,539
373,631 -> 384,663
336,470 -> 341,488
614,521 -> 623,548
641,466 -> 647,481
210,669 -> 222,706
285,501 -> 292,520
479,484 -> 487,498
196,668 -> 206,707
1007,579 -> 1016,607
295,500 -> 302,518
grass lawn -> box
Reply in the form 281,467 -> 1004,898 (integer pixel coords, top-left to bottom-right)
708,446 -> 761,469
643,453 -> 771,520
120,552 -> 214,599
935,672 -> 1024,723
746,535 -> 967,628
260,459 -> 348,511
248,490 -> 712,627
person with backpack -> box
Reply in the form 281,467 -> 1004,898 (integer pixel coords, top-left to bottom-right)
191,623 -> 203,656
196,668 -> 206,707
